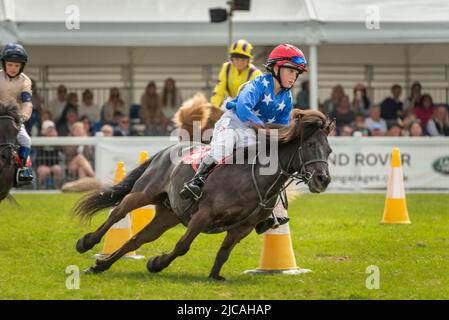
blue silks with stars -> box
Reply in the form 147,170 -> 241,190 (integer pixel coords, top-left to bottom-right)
226,74 -> 293,126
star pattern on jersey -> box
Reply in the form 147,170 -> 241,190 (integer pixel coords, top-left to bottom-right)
261,77 -> 270,88
262,93 -> 272,106
277,100 -> 286,111
229,74 -> 292,125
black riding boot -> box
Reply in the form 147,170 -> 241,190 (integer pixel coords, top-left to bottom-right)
255,216 -> 290,234
15,157 -> 34,187
180,156 -> 217,201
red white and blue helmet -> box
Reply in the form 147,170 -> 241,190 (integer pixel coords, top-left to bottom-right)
266,44 -> 307,73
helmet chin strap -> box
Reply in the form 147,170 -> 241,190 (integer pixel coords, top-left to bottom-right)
271,66 -> 299,90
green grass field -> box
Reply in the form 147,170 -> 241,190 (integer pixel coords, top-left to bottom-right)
0,193 -> 448,300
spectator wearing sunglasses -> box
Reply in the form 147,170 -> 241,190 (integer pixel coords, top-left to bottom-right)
113,113 -> 134,136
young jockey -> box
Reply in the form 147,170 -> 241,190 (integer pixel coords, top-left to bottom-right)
0,43 -> 34,186
180,44 -> 308,233
210,39 -> 263,109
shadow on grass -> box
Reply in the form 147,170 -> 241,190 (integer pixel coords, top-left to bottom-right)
83,269 -> 263,285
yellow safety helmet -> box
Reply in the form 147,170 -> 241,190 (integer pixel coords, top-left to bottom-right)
229,39 -> 254,60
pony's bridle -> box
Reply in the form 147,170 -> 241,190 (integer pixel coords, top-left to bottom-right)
253,134 -> 328,205
282,141 -> 329,185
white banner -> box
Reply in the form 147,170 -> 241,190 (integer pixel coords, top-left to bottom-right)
32,136 -> 449,192
326,137 -> 449,191
94,137 -> 177,185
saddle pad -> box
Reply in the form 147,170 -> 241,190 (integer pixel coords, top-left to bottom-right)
180,145 -> 229,172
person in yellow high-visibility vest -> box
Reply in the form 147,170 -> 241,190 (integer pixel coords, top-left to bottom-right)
210,39 -> 263,109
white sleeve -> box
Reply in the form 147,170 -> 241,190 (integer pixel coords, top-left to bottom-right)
426,120 -> 441,136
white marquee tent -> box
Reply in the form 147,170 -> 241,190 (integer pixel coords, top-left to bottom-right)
1,0 -> 449,46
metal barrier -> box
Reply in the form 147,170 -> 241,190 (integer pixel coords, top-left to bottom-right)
31,137 -> 97,190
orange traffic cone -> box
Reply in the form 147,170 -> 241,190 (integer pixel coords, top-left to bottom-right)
131,151 -> 156,235
381,148 -> 410,224
94,162 -> 144,259
245,204 -> 311,275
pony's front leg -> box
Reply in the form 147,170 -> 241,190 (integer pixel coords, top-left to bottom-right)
147,208 -> 209,273
208,225 -> 254,281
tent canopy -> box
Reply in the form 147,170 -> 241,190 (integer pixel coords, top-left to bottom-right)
1,0 -> 449,46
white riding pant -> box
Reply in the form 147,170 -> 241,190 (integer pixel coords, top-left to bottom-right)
266,200 -> 290,234
17,124 -> 31,148
209,109 -> 257,163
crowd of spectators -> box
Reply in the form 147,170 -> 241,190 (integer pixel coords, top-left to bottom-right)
295,81 -> 449,137
25,78 -> 183,188
27,78 -> 449,140
26,77 -> 183,140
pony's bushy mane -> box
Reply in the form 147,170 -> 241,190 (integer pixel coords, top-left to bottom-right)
0,103 -> 21,127
173,92 -> 211,130
255,109 -> 335,143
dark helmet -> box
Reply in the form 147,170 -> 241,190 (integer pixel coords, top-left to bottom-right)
1,43 -> 28,75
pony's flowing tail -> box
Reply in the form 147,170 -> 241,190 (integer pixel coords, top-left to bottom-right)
73,157 -> 153,222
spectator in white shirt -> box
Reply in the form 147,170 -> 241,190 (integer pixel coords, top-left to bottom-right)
46,85 -> 67,121
365,105 -> 387,134
78,89 -> 100,123
426,105 -> 449,136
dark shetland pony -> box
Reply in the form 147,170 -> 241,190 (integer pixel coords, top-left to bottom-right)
0,103 -> 20,203
74,109 -> 335,280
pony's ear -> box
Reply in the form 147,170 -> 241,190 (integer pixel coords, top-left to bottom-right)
325,118 -> 336,135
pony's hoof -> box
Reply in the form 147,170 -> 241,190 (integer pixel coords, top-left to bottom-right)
209,275 -> 226,281
83,267 -> 103,275
76,237 -> 88,253
147,257 -> 163,273
76,236 -> 94,254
